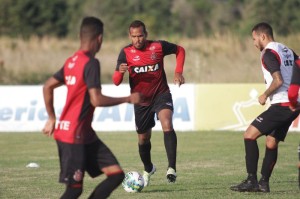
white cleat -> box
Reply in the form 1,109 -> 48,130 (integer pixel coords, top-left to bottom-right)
143,165 -> 156,187
166,167 -> 177,183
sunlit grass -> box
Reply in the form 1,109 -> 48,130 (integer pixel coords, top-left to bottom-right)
0,131 -> 299,198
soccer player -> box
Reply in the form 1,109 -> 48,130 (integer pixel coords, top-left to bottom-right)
42,17 -> 141,199
112,20 -> 185,186
287,57 -> 300,190
230,22 -> 300,193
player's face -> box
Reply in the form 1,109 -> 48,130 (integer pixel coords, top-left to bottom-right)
129,26 -> 147,50
252,31 -> 264,51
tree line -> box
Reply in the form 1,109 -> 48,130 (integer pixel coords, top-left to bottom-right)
1,0 -> 300,39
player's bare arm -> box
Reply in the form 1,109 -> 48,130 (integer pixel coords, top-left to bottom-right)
42,77 -> 63,136
259,71 -> 283,105
89,88 -> 141,107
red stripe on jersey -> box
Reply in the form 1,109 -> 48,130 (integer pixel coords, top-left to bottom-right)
288,84 -> 300,107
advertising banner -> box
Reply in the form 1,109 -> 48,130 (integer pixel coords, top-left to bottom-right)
195,84 -> 300,131
0,84 -> 195,132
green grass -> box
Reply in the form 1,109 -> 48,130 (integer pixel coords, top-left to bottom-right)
0,131 -> 299,199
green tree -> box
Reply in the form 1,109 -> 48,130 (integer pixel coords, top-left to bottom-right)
0,0 -> 82,37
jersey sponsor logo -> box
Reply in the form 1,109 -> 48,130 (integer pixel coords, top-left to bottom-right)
56,120 -> 70,130
68,62 -> 75,69
149,45 -> 156,51
65,76 -> 76,85
166,102 -> 173,107
255,116 -> 263,123
133,55 -> 140,61
72,55 -> 78,62
133,64 -> 159,74
151,53 -> 157,60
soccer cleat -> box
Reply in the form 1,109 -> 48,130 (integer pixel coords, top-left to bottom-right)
166,167 -> 177,183
143,165 -> 156,187
230,177 -> 259,192
258,179 -> 270,193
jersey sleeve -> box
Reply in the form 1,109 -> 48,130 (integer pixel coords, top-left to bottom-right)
160,40 -> 177,55
53,66 -> 65,83
262,49 -> 280,74
116,49 -> 127,70
289,58 -> 300,107
84,58 -> 101,89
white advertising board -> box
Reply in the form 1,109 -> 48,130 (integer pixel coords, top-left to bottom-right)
0,84 -> 195,132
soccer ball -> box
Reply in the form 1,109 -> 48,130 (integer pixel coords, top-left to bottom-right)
122,171 -> 144,193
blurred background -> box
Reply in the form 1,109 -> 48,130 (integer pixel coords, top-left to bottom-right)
1,0 -> 300,84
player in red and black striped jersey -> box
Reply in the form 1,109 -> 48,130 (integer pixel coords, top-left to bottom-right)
230,22 -> 300,193
113,20 -> 185,186
42,17 -> 141,199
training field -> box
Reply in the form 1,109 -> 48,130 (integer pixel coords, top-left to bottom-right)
0,131 -> 299,199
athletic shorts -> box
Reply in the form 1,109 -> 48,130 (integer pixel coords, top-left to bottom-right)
134,92 -> 173,133
251,104 -> 300,141
56,139 -> 120,185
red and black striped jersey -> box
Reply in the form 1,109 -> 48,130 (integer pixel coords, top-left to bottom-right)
116,40 -> 178,106
53,50 -> 101,144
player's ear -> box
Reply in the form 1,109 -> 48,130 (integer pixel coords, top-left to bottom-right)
98,34 -> 103,43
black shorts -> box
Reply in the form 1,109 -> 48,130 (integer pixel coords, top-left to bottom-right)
56,139 -> 120,185
134,92 -> 173,133
251,105 -> 300,141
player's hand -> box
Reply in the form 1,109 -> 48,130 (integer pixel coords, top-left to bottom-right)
174,72 -> 185,87
119,63 -> 128,74
42,118 -> 56,136
258,93 -> 267,105
129,92 -> 142,104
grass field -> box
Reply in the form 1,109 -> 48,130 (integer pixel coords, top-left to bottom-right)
0,131 -> 299,199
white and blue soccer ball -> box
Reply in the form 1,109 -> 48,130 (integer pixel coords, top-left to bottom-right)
122,171 -> 144,193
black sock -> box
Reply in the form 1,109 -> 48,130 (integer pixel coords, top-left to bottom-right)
244,139 -> 259,175
88,172 -> 124,199
298,144 -> 300,188
138,142 -> 152,172
60,184 -> 83,199
164,130 -> 177,171
261,147 -> 278,181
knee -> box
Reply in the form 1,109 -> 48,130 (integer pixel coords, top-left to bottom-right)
161,121 -> 173,132
266,136 -> 278,149
243,126 -> 261,140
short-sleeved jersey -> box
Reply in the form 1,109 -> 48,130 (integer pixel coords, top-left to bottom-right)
261,42 -> 297,104
53,50 -> 101,144
116,40 -> 178,106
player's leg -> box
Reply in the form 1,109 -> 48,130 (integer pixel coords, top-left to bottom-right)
88,165 -> 124,199
134,104 -> 156,186
86,139 -> 124,199
259,107 -> 300,192
298,143 -> 300,189
157,108 -> 177,183
56,141 -> 84,199
230,124 -> 261,192
138,130 -> 156,186
154,92 -> 177,183
257,135 -> 278,193
138,130 -> 155,172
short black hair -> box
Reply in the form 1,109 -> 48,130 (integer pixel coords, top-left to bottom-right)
129,20 -> 147,35
80,17 -> 104,40
252,22 -> 274,39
